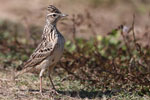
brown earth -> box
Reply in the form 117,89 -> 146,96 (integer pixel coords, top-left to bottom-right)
0,0 -> 150,39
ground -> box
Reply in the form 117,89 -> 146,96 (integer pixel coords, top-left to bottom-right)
0,0 -> 150,100
0,69 -> 149,100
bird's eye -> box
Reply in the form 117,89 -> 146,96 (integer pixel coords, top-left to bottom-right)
52,14 -> 56,17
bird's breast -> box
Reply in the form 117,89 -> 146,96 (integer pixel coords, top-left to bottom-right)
52,36 -> 65,63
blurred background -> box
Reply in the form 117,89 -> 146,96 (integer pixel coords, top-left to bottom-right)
0,0 -> 150,38
0,0 -> 150,99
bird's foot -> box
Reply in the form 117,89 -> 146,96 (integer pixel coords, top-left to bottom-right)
40,90 -> 44,96
50,88 -> 58,95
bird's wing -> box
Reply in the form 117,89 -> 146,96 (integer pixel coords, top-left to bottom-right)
22,41 -> 57,69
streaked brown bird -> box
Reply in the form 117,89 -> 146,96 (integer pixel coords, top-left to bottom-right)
15,5 -> 67,95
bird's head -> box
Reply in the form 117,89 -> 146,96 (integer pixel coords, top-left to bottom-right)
46,5 -> 68,25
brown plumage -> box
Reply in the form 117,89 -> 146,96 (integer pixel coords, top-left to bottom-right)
15,5 -> 67,95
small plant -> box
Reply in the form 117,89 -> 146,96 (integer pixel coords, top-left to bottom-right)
0,12 -> 150,99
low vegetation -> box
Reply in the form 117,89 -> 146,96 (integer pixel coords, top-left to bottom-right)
0,13 -> 150,100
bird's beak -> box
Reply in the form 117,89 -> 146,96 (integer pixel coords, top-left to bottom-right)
60,13 -> 68,17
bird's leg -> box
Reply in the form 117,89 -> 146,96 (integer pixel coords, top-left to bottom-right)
48,73 -> 56,90
48,66 -> 58,95
39,69 -> 46,95
40,76 -> 42,94
48,65 -> 56,90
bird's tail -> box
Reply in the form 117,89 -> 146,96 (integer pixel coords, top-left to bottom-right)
14,67 -> 33,79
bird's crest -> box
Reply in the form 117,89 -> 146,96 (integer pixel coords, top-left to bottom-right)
47,5 -> 61,14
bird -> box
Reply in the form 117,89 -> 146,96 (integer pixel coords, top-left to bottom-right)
15,5 -> 67,95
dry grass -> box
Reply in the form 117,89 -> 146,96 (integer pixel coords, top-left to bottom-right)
0,17 -> 150,100
0,1 -> 150,100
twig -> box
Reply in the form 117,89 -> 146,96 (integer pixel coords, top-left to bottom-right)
120,25 -> 132,57
71,14 -> 80,52
132,14 -> 136,45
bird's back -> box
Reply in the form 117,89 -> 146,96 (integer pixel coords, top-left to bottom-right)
15,5 -> 66,78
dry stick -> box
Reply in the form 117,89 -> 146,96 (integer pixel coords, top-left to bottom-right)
131,14 -> 141,52
131,15 -> 150,83
71,14 -> 80,52
132,14 -> 143,54
132,15 -> 149,67
86,11 -> 97,37
78,12 -> 103,83
86,11 -> 99,51
72,14 -> 76,40
148,12 -> 150,48
85,11 -> 104,60
120,26 -> 132,57
148,12 -> 150,72
14,25 -> 19,44
118,25 -> 139,82
132,14 -> 136,45
109,25 -> 132,58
